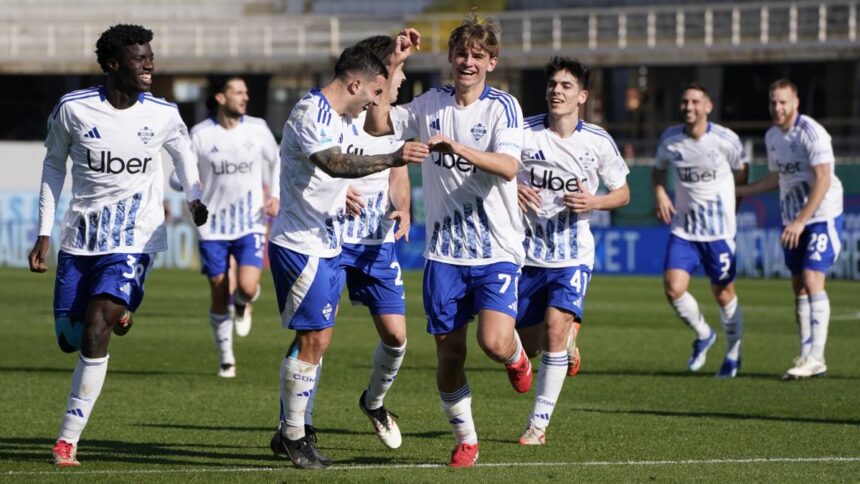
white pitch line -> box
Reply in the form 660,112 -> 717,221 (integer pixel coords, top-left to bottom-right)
3,456 -> 859,477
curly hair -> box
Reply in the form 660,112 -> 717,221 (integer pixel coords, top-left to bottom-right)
95,24 -> 154,73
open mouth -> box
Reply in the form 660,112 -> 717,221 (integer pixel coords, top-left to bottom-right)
138,73 -> 152,84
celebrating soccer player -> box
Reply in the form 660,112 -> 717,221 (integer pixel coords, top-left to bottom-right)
365,13 -> 530,468
267,45 -> 426,469
652,83 -> 749,378
28,24 -> 208,467
172,77 -> 280,378
515,57 -> 630,445
737,79 -> 845,380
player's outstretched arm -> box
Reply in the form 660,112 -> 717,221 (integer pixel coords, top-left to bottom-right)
28,236 -> 50,273
564,180 -> 630,213
428,134 -> 519,181
735,171 -> 779,198
309,142 -> 427,179
651,167 -> 675,224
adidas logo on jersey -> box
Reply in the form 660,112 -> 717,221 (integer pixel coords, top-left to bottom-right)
430,118 -> 441,130
810,252 -> 822,261
120,283 -> 131,294
86,150 -> 153,174
83,127 -> 101,139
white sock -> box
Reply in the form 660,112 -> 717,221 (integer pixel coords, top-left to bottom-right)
234,284 -> 261,305
305,358 -> 322,426
280,356 -> 317,440
505,331 -> 524,365
58,354 -> 108,444
529,351 -> 568,430
719,296 -> 743,360
671,292 -> 711,339
209,312 -> 234,366
364,340 -> 406,410
440,384 -> 477,445
796,295 -> 812,357
809,292 -> 830,361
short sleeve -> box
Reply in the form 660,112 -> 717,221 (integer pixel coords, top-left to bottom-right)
292,101 -> 341,158
491,98 -> 524,159
390,96 -> 423,141
597,137 -> 630,191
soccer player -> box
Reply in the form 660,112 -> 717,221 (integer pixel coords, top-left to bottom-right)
652,83 -> 749,377
736,79 -> 844,380
365,15 -> 531,468
182,76 -> 280,378
27,24 -> 208,467
267,45 -> 427,469
515,57 -> 630,445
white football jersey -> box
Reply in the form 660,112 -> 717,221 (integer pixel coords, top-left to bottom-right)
766,114 -> 844,225
38,86 -> 202,255
520,116 -> 629,269
341,111 -> 404,245
390,85 -> 525,266
270,89 -> 348,257
190,116 -> 279,240
654,122 -> 747,242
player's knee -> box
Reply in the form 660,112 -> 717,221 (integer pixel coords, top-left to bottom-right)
55,316 -> 84,353
664,283 -> 685,301
476,333 -> 509,361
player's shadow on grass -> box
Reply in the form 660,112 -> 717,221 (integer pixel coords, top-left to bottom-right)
581,368 -> 860,381
0,366 -> 210,377
0,437 -> 285,467
575,407 -> 860,427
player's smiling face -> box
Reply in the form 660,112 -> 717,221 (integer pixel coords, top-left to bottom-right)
448,44 -> 497,90
769,87 -> 798,130
546,70 -> 587,118
351,74 -> 386,117
218,79 -> 249,118
680,89 -> 711,126
112,42 -> 154,93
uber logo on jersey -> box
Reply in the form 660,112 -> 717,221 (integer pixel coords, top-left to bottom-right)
433,152 -> 476,173
346,144 -> 364,155
528,167 -> 582,192
137,126 -> 154,144
676,167 -> 717,183
778,161 -> 802,175
470,123 -> 486,141
212,160 -> 255,175
87,150 -> 152,174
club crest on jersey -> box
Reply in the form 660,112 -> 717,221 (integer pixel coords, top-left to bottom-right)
470,123 -> 487,141
137,126 -> 154,144
243,140 -> 255,151
578,151 -> 596,170
322,303 -> 333,320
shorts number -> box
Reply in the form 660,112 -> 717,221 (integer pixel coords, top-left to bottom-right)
253,234 -> 264,249
390,262 -> 403,286
569,269 -> 590,294
122,255 -> 147,284
718,252 -> 731,281
807,234 -> 828,253
498,273 -> 512,293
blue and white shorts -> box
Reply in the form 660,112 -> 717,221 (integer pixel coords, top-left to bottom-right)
269,242 -> 345,331
423,260 -> 519,335
665,234 -> 736,286
784,215 -> 844,275
341,242 -> 405,316
198,233 -> 265,277
54,251 -> 154,317
516,265 -> 591,329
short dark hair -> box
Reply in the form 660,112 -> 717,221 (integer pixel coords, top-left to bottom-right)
683,82 -> 710,99
354,36 -> 396,65
334,45 -> 388,81
545,56 -> 589,90
206,75 -> 245,113
770,78 -> 798,94
95,24 -> 154,73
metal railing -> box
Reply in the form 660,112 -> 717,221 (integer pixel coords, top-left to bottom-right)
0,1 -> 856,73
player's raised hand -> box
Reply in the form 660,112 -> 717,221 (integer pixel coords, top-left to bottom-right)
400,141 -> 429,164
28,236 -> 50,273
654,189 -> 676,224
189,199 -> 209,226
264,197 -> 279,217
345,186 -> 365,216
780,219 -> 805,249
517,184 -> 541,213
391,28 -> 421,66
389,209 -> 411,242
427,134 -> 457,154
564,178 -> 597,213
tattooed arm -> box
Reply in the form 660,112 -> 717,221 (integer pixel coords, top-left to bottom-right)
309,142 -> 428,179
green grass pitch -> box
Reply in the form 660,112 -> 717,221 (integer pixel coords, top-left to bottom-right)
1,267 -> 858,482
